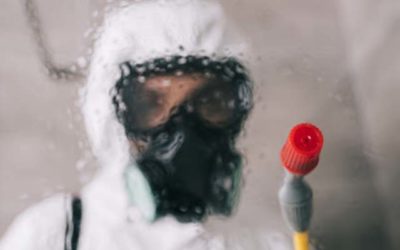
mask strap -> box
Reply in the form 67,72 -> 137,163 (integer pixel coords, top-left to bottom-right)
226,160 -> 243,213
124,163 -> 157,222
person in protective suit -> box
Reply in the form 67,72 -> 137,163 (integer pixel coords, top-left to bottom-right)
0,1 -> 292,249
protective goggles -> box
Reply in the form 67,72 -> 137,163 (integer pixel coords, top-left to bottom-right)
113,56 -> 253,135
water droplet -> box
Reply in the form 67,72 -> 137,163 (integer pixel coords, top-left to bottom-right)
178,57 -> 187,65
235,66 -> 244,74
123,79 -> 130,86
138,76 -> 146,83
77,57 -> 87,68
213,91 -> 222,98
223,177 -> 233,190
19,194 -> 29,200
186,104 -> 194,113
227,100 -> 235,109
120,63 -> 130,77
119,102 -> 127,111
194,206 -> 203,214
161,79 -> 171,87
179,206 -> 188,212
76,159 -> 86,171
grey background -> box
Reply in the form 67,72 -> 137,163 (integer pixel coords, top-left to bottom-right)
1,0 -> 400,249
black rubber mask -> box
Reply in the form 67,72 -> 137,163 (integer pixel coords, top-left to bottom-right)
113,56 -> 252,222
135,111 -> 243,222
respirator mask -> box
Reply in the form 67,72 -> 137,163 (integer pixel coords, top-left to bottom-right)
113,56 -> 252,222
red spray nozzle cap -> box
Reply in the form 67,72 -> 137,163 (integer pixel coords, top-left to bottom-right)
280,123 -> 324,175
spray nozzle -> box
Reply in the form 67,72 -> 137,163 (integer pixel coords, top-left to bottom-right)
281,123 -> 324,176
278,123 -> 324,250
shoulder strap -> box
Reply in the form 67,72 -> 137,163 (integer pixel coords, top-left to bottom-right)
65,195 -> 82,250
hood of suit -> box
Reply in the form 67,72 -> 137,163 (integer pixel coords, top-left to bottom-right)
81,0 -> 250,222
83,0 -> 248,172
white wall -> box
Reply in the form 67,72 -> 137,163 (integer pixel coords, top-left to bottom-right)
339,1 -> 400,249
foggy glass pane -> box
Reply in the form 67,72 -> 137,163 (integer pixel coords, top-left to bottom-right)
1,0 -> 399,249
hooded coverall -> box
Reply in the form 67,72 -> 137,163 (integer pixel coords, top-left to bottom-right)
0,1 -> 292,250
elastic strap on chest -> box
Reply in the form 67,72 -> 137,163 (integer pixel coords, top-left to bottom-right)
65,195 -> 82,250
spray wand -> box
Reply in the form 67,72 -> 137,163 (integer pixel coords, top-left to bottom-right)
278,123 -> 324,250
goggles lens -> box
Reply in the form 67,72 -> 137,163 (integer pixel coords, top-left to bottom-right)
113,56 -> 253,136
114,75 -> 244,133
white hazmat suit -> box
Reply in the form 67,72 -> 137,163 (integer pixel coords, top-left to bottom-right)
0,0 -> 292,250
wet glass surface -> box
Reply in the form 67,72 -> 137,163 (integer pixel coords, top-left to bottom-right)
1,0 -> 400,249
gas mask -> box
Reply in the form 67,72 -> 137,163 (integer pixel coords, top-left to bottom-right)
113,56 -> 252,223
